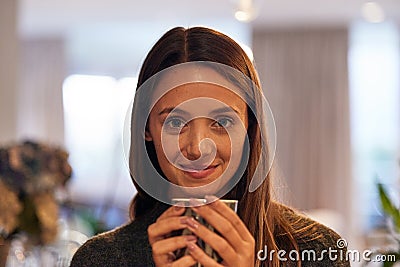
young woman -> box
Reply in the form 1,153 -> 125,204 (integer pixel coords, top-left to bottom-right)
70,26 -> 349,267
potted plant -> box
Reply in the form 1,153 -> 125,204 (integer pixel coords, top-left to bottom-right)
376,182 -> 400,266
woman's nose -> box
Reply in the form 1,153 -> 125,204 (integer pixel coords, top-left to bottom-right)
181,120 -> 214,161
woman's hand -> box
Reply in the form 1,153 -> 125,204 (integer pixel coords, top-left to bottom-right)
148,205 -> 197,267
183,196 -> 255,267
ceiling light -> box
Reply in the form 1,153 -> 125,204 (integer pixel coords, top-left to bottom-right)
361,2 -> 385,23
234,0 -> 258,22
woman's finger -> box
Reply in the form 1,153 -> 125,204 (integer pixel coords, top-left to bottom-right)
190,205 -> 243,249
148,216 -> 188,244
186,242 -> 224,267
157,205 -> 186,221
199,197 -> 253,242
182,217 -> 237,263
171,255 -> 197,267
152,235 -> 197,256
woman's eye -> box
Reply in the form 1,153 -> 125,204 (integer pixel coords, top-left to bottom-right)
165,118 -> 186,129
215,118 -> 233,128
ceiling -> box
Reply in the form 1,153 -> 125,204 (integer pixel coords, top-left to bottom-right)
18,0 -> 400,36
17,0 -> 400,76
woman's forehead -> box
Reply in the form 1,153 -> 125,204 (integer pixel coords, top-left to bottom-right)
157,83 -> 245,103
152,84 -> 248,117
150,63 -> 247,104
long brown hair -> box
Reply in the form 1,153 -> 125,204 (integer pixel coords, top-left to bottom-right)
129,26 -> 304,267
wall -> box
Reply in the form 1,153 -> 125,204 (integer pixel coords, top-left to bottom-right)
0,0 -> 18,143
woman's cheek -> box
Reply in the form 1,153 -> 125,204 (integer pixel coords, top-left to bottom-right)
159,134 -> 179,162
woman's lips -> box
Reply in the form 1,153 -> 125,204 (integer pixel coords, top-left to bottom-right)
182,165 -> 218,179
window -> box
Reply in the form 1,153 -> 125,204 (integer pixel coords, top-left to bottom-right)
349,21 -> 400,232
63,75 -> 137,226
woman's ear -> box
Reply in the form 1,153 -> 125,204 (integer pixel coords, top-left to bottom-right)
145,128 -> 153,141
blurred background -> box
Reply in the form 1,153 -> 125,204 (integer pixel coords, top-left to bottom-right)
0,0 -> 399,265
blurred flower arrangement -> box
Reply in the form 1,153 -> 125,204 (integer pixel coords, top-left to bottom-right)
0,140 -> 72,245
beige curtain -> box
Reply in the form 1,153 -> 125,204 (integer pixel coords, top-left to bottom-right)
17,38 -> 66,145
253,28 -> 351,222
0,0 -> 18,143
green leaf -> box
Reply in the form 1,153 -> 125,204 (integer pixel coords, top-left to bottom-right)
377,183 -> 400,232
382,252 -> 400,266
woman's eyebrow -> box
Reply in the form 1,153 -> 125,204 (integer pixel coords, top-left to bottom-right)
158,106 -> 240,116
158,107 -> 190,116
208,106 -> 240,115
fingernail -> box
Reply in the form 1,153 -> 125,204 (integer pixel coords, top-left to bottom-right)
205,195 -> 218,204
185,235 -> 197,242
186,241 -> 196,251
185,217 -> 199,229
180,217 -> 188,224
175,204 -> 185,211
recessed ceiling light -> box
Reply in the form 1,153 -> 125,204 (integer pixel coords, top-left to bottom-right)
235,10 -> 256,22
361,2 -> 385,23
234,0 -> 258,22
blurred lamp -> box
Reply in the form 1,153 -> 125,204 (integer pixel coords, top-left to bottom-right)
361,2 -> 385,23
235,0 -> 258,22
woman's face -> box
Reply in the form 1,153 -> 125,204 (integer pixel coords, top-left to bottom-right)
145,82 -> 248,188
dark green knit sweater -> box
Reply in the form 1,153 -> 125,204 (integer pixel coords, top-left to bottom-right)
70,203 -> 350,267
